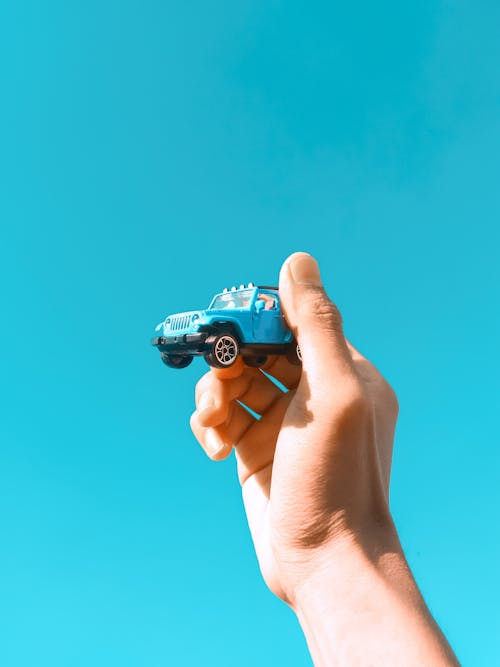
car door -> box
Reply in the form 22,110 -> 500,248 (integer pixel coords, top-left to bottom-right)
252,292 -> 286,342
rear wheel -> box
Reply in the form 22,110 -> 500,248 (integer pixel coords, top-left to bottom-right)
161,353 -> 193,369
243,354 -> 268,368
204,332 -> 240,368
286,341 -> 302,365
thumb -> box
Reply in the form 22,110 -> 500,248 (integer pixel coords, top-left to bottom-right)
279,252 -> 353,380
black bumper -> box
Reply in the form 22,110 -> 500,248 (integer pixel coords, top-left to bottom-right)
151,333 -> 209,355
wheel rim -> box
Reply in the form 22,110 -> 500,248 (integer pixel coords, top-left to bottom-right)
214,335 -> 237,365
296,344 -> 302,361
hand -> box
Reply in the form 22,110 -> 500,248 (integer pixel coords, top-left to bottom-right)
190,252 -> 399,605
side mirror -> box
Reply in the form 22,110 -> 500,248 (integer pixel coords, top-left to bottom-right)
255,299 -> 265,312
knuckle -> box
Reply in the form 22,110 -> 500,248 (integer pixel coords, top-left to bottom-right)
333,379 -> 372,425
382,380 -> 399,416
197,390 -> 214,414
299,289 -> 343,333
195,371 -> 214,407
189,411 -> 199,435
340,375 -> 367,403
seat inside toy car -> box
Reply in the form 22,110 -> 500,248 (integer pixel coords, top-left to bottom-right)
257,293 -> 277,310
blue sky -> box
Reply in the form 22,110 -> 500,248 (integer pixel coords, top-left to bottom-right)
1,1 -> 499,665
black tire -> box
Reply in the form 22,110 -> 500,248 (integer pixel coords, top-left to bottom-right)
286,341 -> 302,366
161,353 -> 193,369
243,354 -> 268,368
204,332 -> 240,368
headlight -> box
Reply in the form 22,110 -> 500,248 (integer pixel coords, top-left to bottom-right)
192,314 -> 200,322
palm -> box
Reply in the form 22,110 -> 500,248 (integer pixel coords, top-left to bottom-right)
236,351 -> 397,602
193,348 -> 397,603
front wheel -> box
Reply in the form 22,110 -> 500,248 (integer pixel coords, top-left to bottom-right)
161,353 -> 193,369
204,332 -> 240,368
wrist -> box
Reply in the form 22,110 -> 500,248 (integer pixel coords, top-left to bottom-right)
290,525 -> 459,667
290,519 -> 405,612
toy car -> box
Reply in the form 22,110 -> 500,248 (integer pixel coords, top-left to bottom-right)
152,283 -> 302,369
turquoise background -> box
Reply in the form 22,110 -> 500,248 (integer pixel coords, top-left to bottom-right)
1,1 -> 499,665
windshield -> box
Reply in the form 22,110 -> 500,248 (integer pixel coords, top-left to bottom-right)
209,290 -> 253,310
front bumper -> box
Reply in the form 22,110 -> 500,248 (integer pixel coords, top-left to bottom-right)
151,332 -> 209,355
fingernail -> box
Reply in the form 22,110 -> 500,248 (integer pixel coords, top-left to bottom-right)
205,429 -> 226,457
289,254 -> 322,286
197,393 -> 214,417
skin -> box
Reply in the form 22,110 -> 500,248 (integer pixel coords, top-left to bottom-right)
190,252 -> 459,666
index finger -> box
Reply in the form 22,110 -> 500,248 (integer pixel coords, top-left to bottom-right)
195,357 -> 248,410
211,356 -> 246,380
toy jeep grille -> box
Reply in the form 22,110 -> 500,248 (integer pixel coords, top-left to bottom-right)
171,314 -> 190,331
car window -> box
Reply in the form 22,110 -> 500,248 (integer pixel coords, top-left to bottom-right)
209,290 -> 253,310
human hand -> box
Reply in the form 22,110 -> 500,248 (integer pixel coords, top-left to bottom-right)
190,252 -> 399,606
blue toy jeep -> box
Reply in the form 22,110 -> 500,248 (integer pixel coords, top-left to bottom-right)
152,284 -> 302,369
